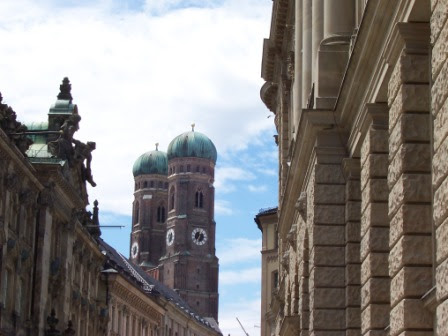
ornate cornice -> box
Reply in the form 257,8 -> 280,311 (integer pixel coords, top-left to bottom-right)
109,278 -> 163,325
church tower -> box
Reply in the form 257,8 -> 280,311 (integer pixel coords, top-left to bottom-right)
130,145 -> 168,269
130,129 -> 219,320
160,127 -> 219,320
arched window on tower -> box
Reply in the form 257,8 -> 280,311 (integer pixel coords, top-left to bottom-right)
157,205 -> 166,223
169,187 -> 175,211
134,201 -> 140,224
195,190 -> 204,208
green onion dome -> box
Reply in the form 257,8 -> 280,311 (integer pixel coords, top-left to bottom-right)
167,129 -> 217,164
132,148 -> 168,177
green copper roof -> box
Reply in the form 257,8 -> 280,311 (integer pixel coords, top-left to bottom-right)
26,121 -> 48,144
133,150 -> 168,177
167,131 -> 217,163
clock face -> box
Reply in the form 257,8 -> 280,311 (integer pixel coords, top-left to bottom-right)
166,228 -> 175,246
131,241 -> 139,258
191,228 -> 207,245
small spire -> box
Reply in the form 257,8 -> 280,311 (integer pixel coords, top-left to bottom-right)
93,200 -> 99,226
57,77 -> 73,102
191,123 -> 195,132
155,142 -> 159,151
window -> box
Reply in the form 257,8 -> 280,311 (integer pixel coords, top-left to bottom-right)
169,187 -> 175,210
195,191 -> 204,208
202,167 -> 206,173
196,166 -> 200,172
157,206 -> 166,223
158,181 -> 163,188
144,181 -> 148,188
187,165 -> 191,172
180,165 -> 184,173
150,181 -> 154,188
273,271 -> 279,290
164,182 -> 168,189
134,202 -> 140,224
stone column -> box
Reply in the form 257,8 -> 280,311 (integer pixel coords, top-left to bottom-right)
323,0 -> 356,38
387,23 -> 433,336
359,104 -> 390,336
308,132 -> 347,335
294,0 -> 302,125
432,0 -> 448,333
311,0 -> 323,88
302,0 -> 312,106
343,158 -> 361,336
315,0 -> 355,108
356,0 -> 365,27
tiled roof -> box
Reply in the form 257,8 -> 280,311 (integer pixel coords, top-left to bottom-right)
98,239 -> 221,334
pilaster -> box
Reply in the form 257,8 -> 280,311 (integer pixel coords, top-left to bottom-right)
387,23 -> 433,336
359,104 -> 390,336
342,158 -> 361,336
308,132 -> 347,336
431,1 -> 448,333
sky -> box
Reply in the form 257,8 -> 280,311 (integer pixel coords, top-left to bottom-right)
0,1 -> 277,335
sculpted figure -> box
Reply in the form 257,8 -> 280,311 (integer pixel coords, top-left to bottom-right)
73,140 -> 96,187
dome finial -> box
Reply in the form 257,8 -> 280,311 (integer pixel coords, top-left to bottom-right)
155,142 -> 159,151
191,123 -> 195,132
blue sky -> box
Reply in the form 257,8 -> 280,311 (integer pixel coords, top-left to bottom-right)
0,0 -> 276,335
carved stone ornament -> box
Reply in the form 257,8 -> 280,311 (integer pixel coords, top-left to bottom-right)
295,192 -> 307,217
286,51 -> 295,81
38,183 -> 55,209
63,321 -> 75,336
0,93 -> 33,154
19,189 -> 36,206
45,309 -> 60,336
281,250 -> 290,268
5,173 -> 20,192
286,224 -> 297,249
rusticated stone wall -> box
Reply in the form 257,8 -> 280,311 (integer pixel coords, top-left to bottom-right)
360,106 -> 390,336
387,26 -> 434,335
343,158 -> 361,336
308,139 -> 347,335
432,0 -> 448,333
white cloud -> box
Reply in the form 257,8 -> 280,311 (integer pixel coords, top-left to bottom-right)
247,184 -> 267,192
219,267 -> 260,285
0,0 -> 272,215
219,298 -> 261,336
215,200 -> 234,216
215,167 -> 256,194
218,238 -> 261,265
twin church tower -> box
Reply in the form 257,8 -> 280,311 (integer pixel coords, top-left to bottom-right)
129,127 -> 219,321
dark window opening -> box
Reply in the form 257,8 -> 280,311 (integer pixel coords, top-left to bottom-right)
150,181 -> 154,188
195,191 -> 204,208
134,201 -> 140,224
144,181 -> 148,188
157,206 -> 166,223
180,165 -> 184,173
169,187 -> 175,210
187,165 -> 191,172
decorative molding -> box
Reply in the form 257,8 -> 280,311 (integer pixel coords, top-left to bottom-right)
295,192 -> 307,218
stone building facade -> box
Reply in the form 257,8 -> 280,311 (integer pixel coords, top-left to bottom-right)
0,78 -> 108,335
130,129 -> 219,322
0,79 -> 221,336
255,207 -> 279,336
260,0 -> 448,335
